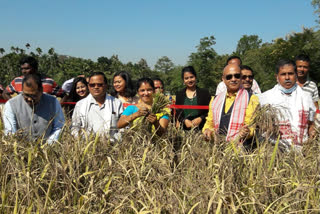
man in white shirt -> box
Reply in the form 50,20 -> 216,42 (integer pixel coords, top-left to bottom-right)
259,59 -> 316,151
71,72 -> 123,139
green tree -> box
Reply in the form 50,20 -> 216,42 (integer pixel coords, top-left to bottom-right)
154,56 -> 174,74
0,50 -> 23,85
48,48 -> 55,56
136,58 -> 154,78
312,0 -> 320,24
0,48 -> 5,55
36,47 -> 42,56
97,56 -> 112,75
108,55 -> 124,75
241,28 -> 320,91
165,65 -> 184,94
236,35 -> 262,56
154,56 -> 175,93
188,35 -> 218,93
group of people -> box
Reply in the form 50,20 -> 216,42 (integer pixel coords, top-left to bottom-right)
0,56 -> 172,143
202,55 -> 317,151
0,54 -> 318,151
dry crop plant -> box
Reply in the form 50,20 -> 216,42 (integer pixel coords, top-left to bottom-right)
138,92 -> 171,133
0,108 -> 320,213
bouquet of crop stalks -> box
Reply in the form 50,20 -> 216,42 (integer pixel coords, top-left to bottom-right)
141,92 -> 171,133
150,92 -> 171,116
249,104 -> 281,140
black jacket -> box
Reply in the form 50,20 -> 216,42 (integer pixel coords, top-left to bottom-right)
175,87 -> 211,130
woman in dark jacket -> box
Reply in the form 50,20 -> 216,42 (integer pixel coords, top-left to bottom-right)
175,66 -> 211,130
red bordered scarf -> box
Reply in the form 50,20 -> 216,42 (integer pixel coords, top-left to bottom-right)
259,84 -> 313,146
278,110 -> 308,146
276,87 -> 309,146
211,88 -> 249,141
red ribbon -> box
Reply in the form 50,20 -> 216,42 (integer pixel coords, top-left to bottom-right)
0,99 -> 209,110
122,103 -> 208,109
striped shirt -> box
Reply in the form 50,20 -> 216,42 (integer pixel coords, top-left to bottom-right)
300,80 -> 319,102
6,75 -> 63,97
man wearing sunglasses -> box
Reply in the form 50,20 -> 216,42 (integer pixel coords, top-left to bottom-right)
71,72 -> 124,140
203,64 -> 259,146
2,73 -> 65,144
259,59 -> 315,152
240,65 -> 257,94
215,56 -> 261,95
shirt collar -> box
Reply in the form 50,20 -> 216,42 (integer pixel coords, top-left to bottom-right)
226,91 -> 237,98
303,80 -> 311,86
89,95 -> 106,107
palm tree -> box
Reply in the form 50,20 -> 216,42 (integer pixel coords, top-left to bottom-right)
0,48 -> 5,55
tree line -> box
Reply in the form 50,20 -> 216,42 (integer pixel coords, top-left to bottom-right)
1,27 -> 320,95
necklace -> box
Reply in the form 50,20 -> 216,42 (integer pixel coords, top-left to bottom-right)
186,90 -> 197,101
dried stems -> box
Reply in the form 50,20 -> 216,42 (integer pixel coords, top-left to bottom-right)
0,117 -> 319,213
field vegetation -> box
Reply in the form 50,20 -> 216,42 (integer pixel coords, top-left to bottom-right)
1,2 -> 320,212
0,117 -> 319,213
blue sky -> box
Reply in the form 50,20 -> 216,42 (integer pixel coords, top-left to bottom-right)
0,0 -> 317,67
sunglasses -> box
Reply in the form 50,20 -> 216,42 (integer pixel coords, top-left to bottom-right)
225,73 -> 241,80
241,75 -> 254,80
88,83 -> 104,88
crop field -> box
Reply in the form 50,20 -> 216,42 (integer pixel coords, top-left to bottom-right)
0,118 -> 320,213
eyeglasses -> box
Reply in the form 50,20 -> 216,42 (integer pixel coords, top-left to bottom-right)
241,75 -> 254,80
225,73 -> 241,80
22,92 -> 39,100
88,83 -> 104,88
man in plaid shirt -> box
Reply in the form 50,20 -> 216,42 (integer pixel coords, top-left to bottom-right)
4,56 -> 63,99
